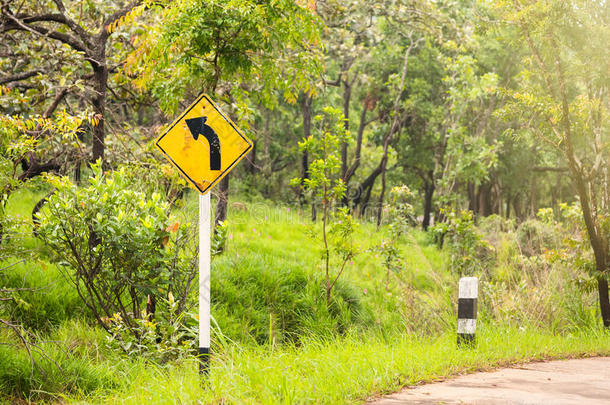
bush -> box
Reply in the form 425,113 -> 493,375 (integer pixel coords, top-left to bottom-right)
478,214 -> 515,236
432,210 -> 495,276
37,163 -> 197,358
516,219 -> 558,257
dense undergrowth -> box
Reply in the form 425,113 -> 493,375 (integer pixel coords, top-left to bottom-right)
0,185 -> 608,404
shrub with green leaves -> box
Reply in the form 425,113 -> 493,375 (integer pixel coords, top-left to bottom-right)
212,220 -> 229,256
432,209 -> 494,276
105,292 -> 197,364
37,163 -> 197,357
516,218 -> 558,257
387,185 -> 416,231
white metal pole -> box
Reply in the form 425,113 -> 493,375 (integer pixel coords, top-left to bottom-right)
199,192 -> 211,373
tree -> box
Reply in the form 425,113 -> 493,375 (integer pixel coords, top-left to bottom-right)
496,0 -> 610,325
291,107 -> 358,307
0,0 -> 146,164
386,35 -> 499,229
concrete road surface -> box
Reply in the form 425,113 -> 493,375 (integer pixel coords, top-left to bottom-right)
370,357 -> 610,405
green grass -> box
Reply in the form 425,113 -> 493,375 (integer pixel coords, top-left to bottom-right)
79,325 -> 610,404
0,259 -> 84,330
0,320 -> 117,403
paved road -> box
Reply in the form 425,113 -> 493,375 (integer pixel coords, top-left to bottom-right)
370,357 -> 610,405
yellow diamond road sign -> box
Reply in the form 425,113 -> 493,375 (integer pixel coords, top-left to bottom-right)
155,94 -> 253,194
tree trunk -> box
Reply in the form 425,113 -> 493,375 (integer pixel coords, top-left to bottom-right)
529,176 -> 537,217
513,195 -> 523,222
215,175 -> 229,227
571,171 -> 610,327
344,102 -> 368,184
422,181 -> 435,230
91,56 -> 108,164
31,189 -> 56,236
467,182 -> 477,214
74,162 -> 81,184
361,180 -> 375,219
353,163 -> 383,212
263,109 -> 271,172
299,93 -> 312,207
341,80 -> 351,179
597,276 -> 610,327
246,139 -> 257,174
376,155 -> 391,227
137,106 -> 144,126
479,183 -> 493,217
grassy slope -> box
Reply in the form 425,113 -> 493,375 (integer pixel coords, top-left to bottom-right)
2,189 -> 610,404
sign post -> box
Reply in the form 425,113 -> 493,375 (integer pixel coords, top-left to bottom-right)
198,192 -> 211,372
154,94 -> 252,374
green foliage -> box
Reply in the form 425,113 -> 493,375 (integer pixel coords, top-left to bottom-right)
372,185 -> 416,290
212,220 -> 229,256
387,185 -> 417,231
0,115 -> 72,252
105,293 -> 197,364
131,0 -> 322,115
532,203 -> 598,280
371,239 -> 401,291
327,207 -> 359,271
0,320 -> 117,400
0,259 -> 83,331
435,53 -> 501,208
433,210 -> 494,276
291,107 -> 359,306
37,163 -> 197,350
293,107 -> 350,202
516,218 -> 558,257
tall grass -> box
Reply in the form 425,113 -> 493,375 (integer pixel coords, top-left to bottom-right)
84,325 -> 610,404
0,320 -> 117,402
0,259 -> 83,330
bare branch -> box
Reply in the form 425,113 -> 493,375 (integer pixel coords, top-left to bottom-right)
1,11 -> 89,54
0,69 -> 41,85
43,87 -> 68,118
50,0 -> 92,45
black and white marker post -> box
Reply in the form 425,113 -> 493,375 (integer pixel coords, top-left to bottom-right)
457,276 -> 478,347
198,192 -> 211,373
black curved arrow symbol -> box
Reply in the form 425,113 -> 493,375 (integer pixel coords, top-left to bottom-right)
185,116 -> 221,170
